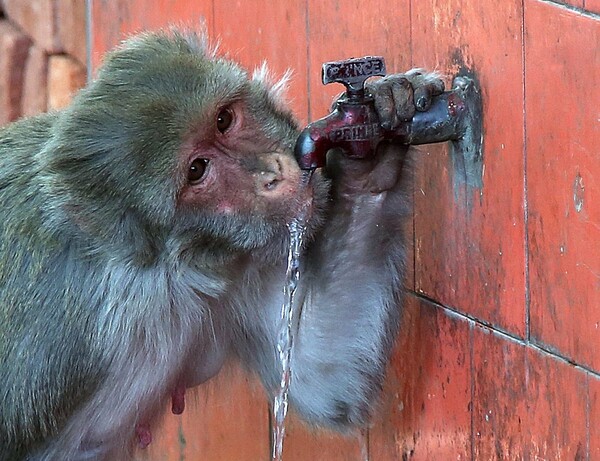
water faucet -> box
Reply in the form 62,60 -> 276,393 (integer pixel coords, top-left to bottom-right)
294,56 -> 483,187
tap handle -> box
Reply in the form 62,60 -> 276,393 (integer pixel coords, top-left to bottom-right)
322,56 -> 386,100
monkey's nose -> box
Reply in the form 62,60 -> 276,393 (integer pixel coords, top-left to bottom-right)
254,155 -> 285,191
258,170 -> 283,191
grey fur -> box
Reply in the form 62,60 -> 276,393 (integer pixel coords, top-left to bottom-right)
0,29 -> 420,460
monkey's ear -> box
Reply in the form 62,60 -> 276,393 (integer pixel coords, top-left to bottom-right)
251,62 -> 292,111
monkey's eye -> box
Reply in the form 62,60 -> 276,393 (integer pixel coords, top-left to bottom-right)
188,158 -> 209,183
216,108 -> 234,134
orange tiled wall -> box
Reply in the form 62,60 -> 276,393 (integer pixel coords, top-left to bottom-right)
88,1 -> 600,459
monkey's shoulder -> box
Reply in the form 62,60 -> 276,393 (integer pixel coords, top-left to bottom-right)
0,113 -> 59,201
0,112 -> 58,153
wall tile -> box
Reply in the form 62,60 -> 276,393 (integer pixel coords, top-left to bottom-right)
586,0 -> 600,13
281,414 -> 365,461
370,297 -> 472,460
90,0 -> 213,70
21,45 -> 48,116
473,327 -> 588,459
47,54 -> 85,110
590,375 -> 600,458
412,0 -> 527,337
3,0 -> 61,53
307,0 -> 412,122
526,0 -> 600,371
213,1 -> 309,124
0,20 -> 30,124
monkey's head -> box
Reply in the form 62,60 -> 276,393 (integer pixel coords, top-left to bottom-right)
42,31 -> 326,261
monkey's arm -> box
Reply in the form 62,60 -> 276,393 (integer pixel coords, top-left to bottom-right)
286,72 -> 443,428
287,143 -> 409,429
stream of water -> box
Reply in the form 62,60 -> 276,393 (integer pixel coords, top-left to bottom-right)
269,170 -> 371,460
271,217 -> 306,461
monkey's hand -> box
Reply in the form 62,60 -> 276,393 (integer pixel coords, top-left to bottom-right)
368,69 -> 445,132
236,70 -> 441,430
327,70 -> 444,195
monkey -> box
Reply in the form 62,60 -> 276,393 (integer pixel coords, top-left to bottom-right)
0,30 -> 443,460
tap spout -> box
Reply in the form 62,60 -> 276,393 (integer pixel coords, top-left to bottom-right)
294,113 -> 338,170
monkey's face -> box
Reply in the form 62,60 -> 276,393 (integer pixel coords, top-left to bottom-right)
174,95 -> 315,250
179,102 -> 306,215
155,49 -> 326,253
52,32 -> 325,255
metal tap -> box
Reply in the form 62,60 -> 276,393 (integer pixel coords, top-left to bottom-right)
294,56 -> 483,187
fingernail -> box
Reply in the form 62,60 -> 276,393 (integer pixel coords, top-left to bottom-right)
416,96 -> 428,110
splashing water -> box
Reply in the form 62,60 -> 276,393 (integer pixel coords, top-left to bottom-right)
271,216 -> 306,461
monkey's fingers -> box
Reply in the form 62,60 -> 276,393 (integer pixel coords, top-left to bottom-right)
404,69 -> 445,112
370,75 -> 415,131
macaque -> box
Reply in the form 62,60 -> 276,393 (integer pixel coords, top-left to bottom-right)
0,30 -> 443,460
